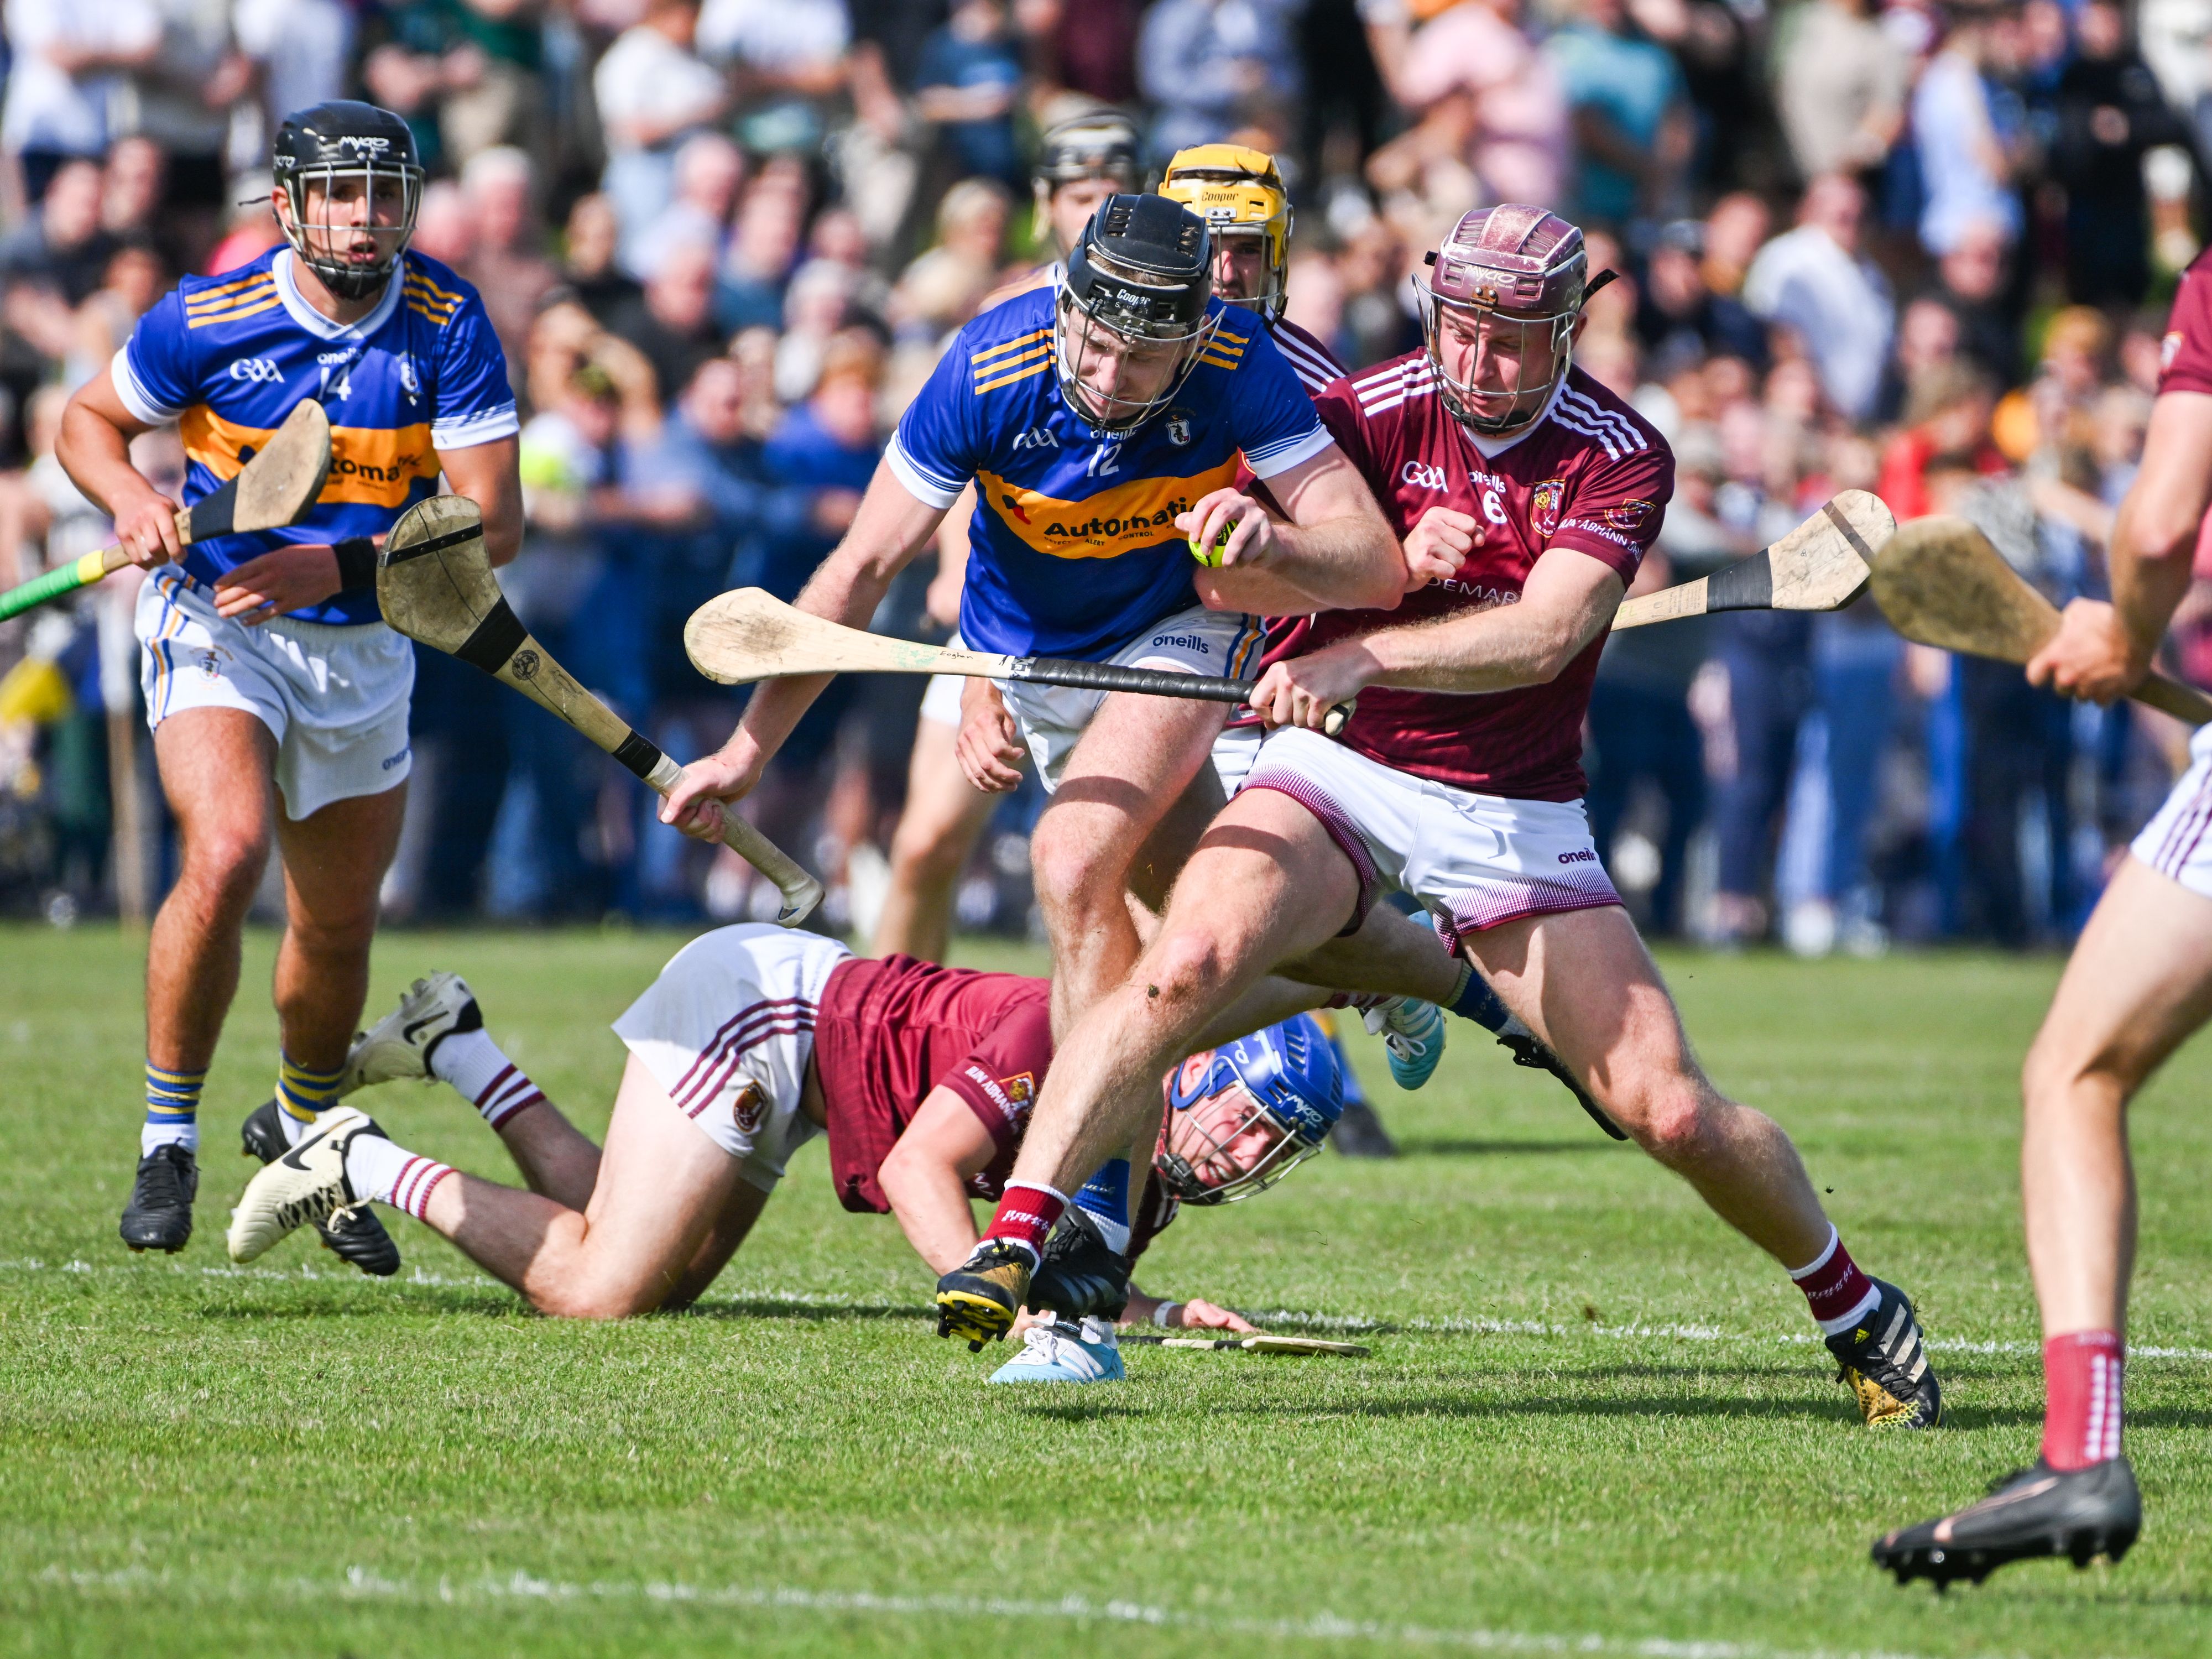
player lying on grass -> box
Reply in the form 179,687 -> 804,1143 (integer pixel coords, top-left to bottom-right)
932,204 -> 1945,1431
223,924 -> 1348,1383
1865,235 -> 2212,1587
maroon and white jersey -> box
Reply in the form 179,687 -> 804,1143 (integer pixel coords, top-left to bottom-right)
2161,249 -> 2212,395
1275,357 -> 1672,801
813,954 -> 1176,1252
1269,315 -> 1347,396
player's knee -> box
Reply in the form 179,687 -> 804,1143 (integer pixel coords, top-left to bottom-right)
531,1273 -> 661,1321
1143,925 -> 1237,1010
889,815 -> 969,888
179,827 -> 269,913
1615,1074 -> 1716,1162
2022,1027 -> 2138,1116
1029,820 -> 1118,913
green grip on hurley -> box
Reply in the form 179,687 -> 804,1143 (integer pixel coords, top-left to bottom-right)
0,549 -> 113,624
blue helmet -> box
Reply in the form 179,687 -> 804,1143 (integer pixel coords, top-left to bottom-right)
1155,1013 -> 1345,1205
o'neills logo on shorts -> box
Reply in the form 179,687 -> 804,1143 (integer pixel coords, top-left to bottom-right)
1558,848 -> 1598,864
1150,633 -> 1209,654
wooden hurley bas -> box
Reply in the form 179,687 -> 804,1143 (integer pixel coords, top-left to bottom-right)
685,588 -> 1356,737
1870,517 -> 2212,727
378,495 -> 825,925
1609,489 -> 1893,632
0,398 -> 333,624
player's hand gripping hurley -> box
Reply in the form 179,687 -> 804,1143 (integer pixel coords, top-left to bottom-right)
1872,517 -> 2212,725
378,495 -> 824,923
685,588 -> 1357,735
0,398 -> 335,623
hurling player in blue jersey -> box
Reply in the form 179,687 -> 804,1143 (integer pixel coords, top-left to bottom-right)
56,101 -> 522,1266
667,195 -> 1412,1029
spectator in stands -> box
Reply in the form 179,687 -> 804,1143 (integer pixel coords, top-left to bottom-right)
1139,0 -> 1306,160
1775,0 -> 1908,184
887,178 -> 1010,348
917,0 -> 1027,190
714,158 -> 809,333
612,237 -> 725,404
1,0 -> 159,200
459,147 -> 561,387
0,158 -> 121,304
699,0 -> 851,153
594,0 -> 729,266
1545,0 -> 1692,227
635,133 -> 746,282
1932,216 -> 2022,384
1636,218 -> 1766,375
561,194 -> 643,328
1744,174 -> 1894,423
2052,0 -> 2187,307
232,0 -> 353,144
1367,0 -> 1568,208
1913,3 -> 2025,257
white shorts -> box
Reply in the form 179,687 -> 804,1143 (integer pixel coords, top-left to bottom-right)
1239,724 -> 1621,950
1210,722 -> 1264,796
611,924 -> 851,1192
918,631 -> 968,728
997,605 -> 1262,792
2131,722 -> 2212,900
136,568 -> 414,821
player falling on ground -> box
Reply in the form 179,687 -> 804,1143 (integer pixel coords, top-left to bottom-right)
931,205 -> 1945,1433
223,928 -> 1349,1383
663,191 -> 1536,1276
1864,247 -> 2212,1585
874,109 -> 1145,964
58,101 -> 520,1270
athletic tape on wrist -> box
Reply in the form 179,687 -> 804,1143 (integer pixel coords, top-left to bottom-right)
332,536 -> 378,591
1152,1301 -> 1182,1328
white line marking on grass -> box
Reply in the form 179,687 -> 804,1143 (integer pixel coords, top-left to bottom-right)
6,1256 -> 2205,1366
27,1565 -> 2010,1659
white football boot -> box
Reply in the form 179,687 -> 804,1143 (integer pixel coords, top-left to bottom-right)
1364,997 -> 1446,1090
987,1317 -> 1125,1384
226,1106 -> 380,1264
341,972 -> 481,1095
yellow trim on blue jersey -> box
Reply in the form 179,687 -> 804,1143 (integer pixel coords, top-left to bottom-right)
186,272 -> 276,310
972,328 -> 1050,366
403,269 -> 465,305
975,458 -> 1241,560
1196,352 -> 1243,372
180,406 -> 440,508
186,291 -> 282,329
1214,325 -> 1250,346
974,352 -> 1053,394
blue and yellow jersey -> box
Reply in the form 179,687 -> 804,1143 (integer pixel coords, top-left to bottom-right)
113,246 -> 518,627
885,285 -> 1331,660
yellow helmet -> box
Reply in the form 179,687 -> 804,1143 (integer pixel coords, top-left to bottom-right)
1159,144 -> 1292,323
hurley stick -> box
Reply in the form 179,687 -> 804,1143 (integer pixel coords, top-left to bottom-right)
1610,489 -> 1893,632
378,495 -> 824,924
1872,517 -> 2212,727
0,399 -> 332,623
686,588 -> 1355,737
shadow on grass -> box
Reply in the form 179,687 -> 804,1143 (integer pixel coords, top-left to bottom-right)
196,1295 -> 525,1321
1015,1401 -> 1153,1422
677,1298 -> 935,1324
1258,1393 -> 1868,1423
1392,1138 -> 1622,1158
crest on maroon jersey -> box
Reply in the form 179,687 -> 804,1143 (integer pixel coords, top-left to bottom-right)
1603,499 -> 1656,531
999,1072 -> 1037,1108
1530,477 -> 1566,539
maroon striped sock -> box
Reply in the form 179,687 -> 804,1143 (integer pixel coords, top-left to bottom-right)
2041,1330 -> 2124,1470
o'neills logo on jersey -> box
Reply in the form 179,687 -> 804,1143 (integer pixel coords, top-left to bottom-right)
1530,478 -> 1566,539
975,458 -> 1239,559
1603,499 -> 1656,531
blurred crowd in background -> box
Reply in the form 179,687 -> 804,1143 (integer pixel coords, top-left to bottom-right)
4,0 -> 2212,953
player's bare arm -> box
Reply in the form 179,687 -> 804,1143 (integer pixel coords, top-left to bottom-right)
1248,542 -> 1624,730
662,465 -> 945,836
57,368 -> 176,565
1179,444 -> 1410,613
2027,390 -> 2212,701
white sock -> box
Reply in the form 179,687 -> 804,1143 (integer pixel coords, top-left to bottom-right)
278,1108 -> 312,1147
428,1028 -> 545,1130
141,1121 -> 198,1156
344,1133 -> 455,1220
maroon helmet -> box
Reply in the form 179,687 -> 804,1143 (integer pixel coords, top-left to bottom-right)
1416,204 -> 1589,436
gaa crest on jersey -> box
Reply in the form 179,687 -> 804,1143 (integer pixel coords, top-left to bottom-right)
1530,478 -> 1567,539
1604,499 -> 1657,531
1164,408 -> 1194,447
998,1072 -> 1036,1109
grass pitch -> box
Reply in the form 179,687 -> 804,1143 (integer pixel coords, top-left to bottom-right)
4,926 -> 2210,1658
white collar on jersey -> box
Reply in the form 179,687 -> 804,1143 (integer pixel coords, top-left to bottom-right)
1457,376 -> 1567,460
272,248 -> 405,341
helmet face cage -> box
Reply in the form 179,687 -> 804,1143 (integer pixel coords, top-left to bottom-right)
274,104 -> 424,301
1159,147 -> 1292,324
1152,1054 -> 1319,1206
1053,196 -> 1216,434
1415,285 -> 1578,436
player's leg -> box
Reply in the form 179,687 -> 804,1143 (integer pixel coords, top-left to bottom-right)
124,707 -> 278,1252
232,1055 -> 757,1318
872,705 -> 998,961
1873,854 -> 2212,1584
1030,691 -> 1229,1034
1465,902 -> 1940,1426
937,787 -> 1359,1345
270,782 -> 408,1076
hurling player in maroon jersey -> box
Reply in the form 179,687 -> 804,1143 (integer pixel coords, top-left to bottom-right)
222,924 -> 1346,1336
953,205 -> 1945,1428
1865,244 -> 2212,1587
